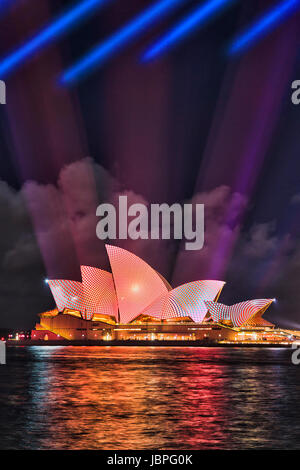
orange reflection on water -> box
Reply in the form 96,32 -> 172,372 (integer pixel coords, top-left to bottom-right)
24,347 -> 233,449
3,346 -> 297,450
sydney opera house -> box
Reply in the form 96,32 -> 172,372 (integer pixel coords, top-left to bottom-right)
31,245 -> 294,344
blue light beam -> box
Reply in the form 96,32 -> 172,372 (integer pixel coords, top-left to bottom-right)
0,0 -> 16,13
228,0 -> 300,55
60,0 -> 190,84
0,0 -> 110,78
141,0 -> 236,62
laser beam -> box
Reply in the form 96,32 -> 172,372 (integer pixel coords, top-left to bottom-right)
0,0 -> 110,78
60,0 -> 190,85
0,0 -> 16,13
228,0 -> 300,55
141,0 -> 236,62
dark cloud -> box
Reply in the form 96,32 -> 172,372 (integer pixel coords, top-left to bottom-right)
172,186 -> 248,284
291,193 -> 300,205
224,221 -> 299,328
0,181 -> 47,328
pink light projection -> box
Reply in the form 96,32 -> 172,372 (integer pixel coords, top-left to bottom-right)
142,280 -> 225,322
48,279 -> 85,315
81,266 -> 118,321
205,299 -> 274,327
105,244 -> 169,323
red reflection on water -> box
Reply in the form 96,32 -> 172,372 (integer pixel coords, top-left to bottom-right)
2,346 -> 299,449
23,347 -> 235,449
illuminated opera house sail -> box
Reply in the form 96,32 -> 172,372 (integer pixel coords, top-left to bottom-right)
31,245 -> 286,344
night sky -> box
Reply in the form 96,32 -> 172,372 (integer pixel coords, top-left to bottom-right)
0,0 -> 300,329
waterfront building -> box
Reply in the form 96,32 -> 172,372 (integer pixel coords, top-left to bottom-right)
31,245 -> 296,344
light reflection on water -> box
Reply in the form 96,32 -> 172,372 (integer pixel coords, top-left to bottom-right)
0,346 -> 300,449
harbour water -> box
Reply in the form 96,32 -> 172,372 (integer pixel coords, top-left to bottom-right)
0,346 -> 300,450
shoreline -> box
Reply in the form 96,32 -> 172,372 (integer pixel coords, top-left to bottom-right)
6,339 -> 292,348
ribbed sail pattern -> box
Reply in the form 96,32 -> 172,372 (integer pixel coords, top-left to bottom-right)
142,280 -> 225,322
46,245 -> 273,326
81,266 -> 118,320
48,279 -> 85,316
106,244 -> 169,323
205,299 -> 274,327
